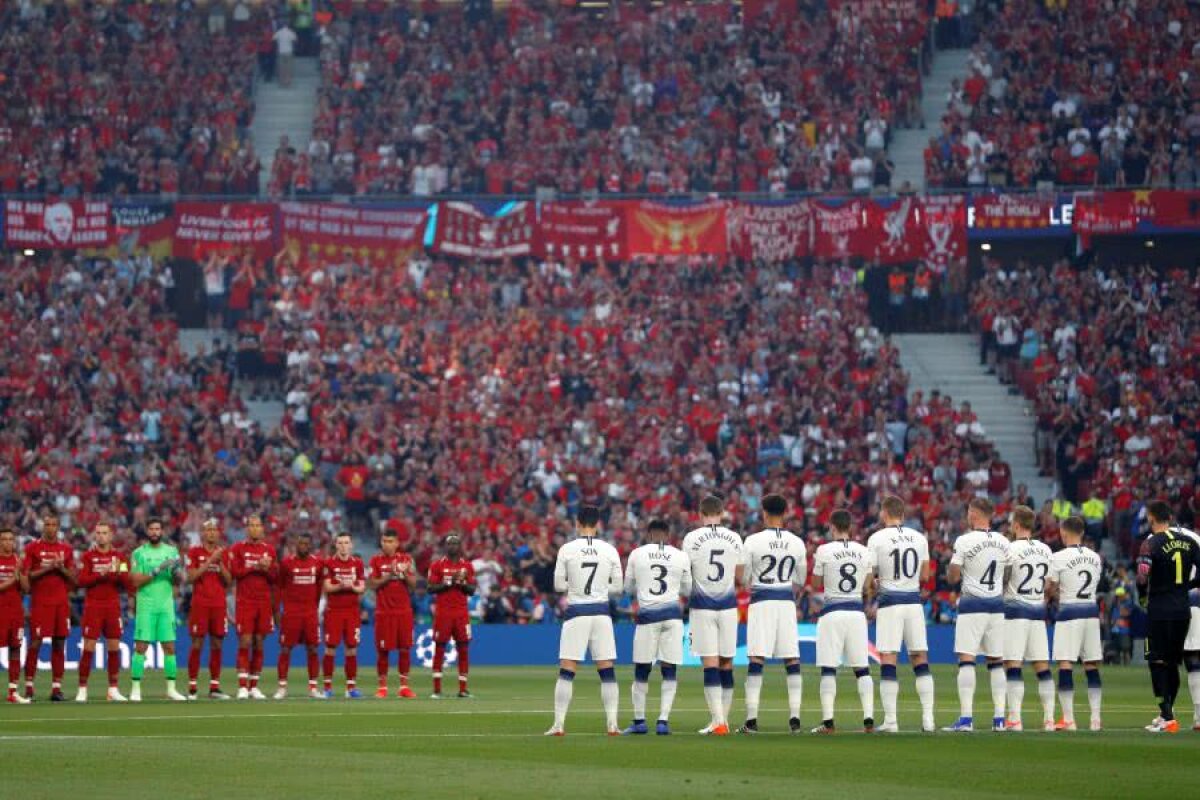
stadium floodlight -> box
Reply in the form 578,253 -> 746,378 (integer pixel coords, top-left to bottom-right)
22,249 -> 34,256
980,243 -> 992,251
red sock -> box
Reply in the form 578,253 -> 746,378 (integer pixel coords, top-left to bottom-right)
433,642 -> 445,694
346,654 -> 357,686
9,646 -> 20,688
323,653 -> 335,691
377,648 -> 389,687
106,651 -> 120,688
78,648 -> 92,684
306,650 -> 319,685
457,642 -> 469,691
50,640 -> 65,687
398,648 -> 411,683
278,648 -> 290,683
188,647 -> 201,689
208,645 -> 222,690
237,646 -> 249,689
250,647 -> 264,688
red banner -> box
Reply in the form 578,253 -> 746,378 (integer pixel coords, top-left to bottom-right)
866,197 -> 923,265
972,194 -> 1058,229
625,201 -> 727,258
433,202 -> 534,259
1075,189 -> 1200,234
1144,189 -> 1200,228
536,201 -> 626,260
172,202 -> 276,259
4,199 -> 111,249
727,200 -> 810,262
918,195 -> 967,268
810,198 -> 871,259
280,202 -> 426,265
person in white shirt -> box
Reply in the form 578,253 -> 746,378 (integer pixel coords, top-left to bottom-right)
850,152 -> 874,192
810,509 -> 874,734
866,495 -> 935,732
737,495 -> 807,735
273,24 -> 298,87
681,494 -> 745,736
1001,505 -> 1056,731
546,506 -> 624,737
1046,516 -> 1105,731
621,520 -> 692,736
945,497 -> 1010,732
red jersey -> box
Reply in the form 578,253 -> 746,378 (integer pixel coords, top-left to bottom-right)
323,555 -> 365,613
187,546 -> 229,609
279,554 -> 324,615
22,540 -> 75,605
0,553 -> 21,614
226,540 -> 278,605
427,557 -> 475,615
77,548 -> 130,611
369,552 -> 414,614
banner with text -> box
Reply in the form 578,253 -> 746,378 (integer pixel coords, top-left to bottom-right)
727,199 -> 811,262
971,193 -> 1061,230
280,202 -> 427,266
810,197 -> 872,260
172,202 -> 277,259
535,201 -> 626,260
105,201 -> 176,258
918,194 -> 968,268
433,201 -> 534,258
625,200 -> 727,258
4,199 -> 111,249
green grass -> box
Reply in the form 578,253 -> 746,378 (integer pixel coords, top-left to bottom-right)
1,665 -> 1194,799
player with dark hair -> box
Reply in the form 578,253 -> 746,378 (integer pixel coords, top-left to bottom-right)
129,517 -> 187,702
22,509 -> 76,701
0,528 -> 29,704
185,518 -> 232,699
368,529 -> 418,698
276,533 -> 324,699
428,534 -> 476,698
228,514 -> 277,699
76,521 -> 131,702
322,532 -> 366,699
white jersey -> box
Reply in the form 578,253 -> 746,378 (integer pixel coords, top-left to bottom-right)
1003,537 -> 1053,609
1048,544 -> 1103,607
624,542 -> 691,623
554,535 -> 623,611
681,524 -> 744,610
812,539 -> 872,606
742,527 -> 807,603
866,525 -> 930,597
951,529 -> 1010,606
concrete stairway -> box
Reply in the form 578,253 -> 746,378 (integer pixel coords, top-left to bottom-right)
251,57 -> 321,194
893,333 -> 1058,507
888,48 -> 972,192
179,328 -> 284,431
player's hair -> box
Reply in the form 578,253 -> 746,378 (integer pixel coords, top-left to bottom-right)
381,529 -> 398,539
577,505 -> 601,528
1061,516 -> 1085,537
1011,506 -> 1035,532
647,519 -> 669,535
335,531 -> 352,541
296,532 -> 312,541
699,494 -> 724,518
968,497 -> 994,518
880,494 -> 905,520
762,494 -> 787,517
41,506 -> 56,518
830,509 -> 852,534
202,517 -> 219,528
246,514 -> 263,524
147,517 -> 164,528
1146,500 -> 1173,525
0,527 -> 13,537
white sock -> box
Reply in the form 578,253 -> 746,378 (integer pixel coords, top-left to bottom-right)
915,670 -> 935,725
989,666 -> 1006,719
166,679 -> 176,693
880,676 -> 899,724
1189,669 -> 1200,723
819,674 -> 836,722
722,685 -> 733,723
659,678 -> 677,722
1006,675 -> 1025,723
553,676 -> 574,729
856,673 -> 875,722
600,680 -> 619,729
704,685 -> 723,725
1058,678 -> 1075,724
785,671 -> 803,720
1037,674 -> 1056,723
744,673 -> 763,722
631,680 -> 647,722
957,664 -> 976,718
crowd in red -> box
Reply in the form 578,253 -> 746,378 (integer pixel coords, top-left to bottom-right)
927,0 -> 1200,189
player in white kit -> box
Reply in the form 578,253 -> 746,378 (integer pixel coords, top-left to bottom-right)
866,495 -> 935,733
1000,505 -> 1055,731
1046,516 -> 1104,731
622,519 -> 692,736
810,509 -> 874,734
681,494 -> 744,736
945,497 -> 1010,732
546,506 -> 624,737
737,494 -> 807,735
1173,525 -> 1200,730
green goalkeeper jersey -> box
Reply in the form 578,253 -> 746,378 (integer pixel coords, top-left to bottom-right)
132,542 -> 180,611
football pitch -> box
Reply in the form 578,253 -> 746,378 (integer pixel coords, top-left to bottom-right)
2,665 -> 1194,800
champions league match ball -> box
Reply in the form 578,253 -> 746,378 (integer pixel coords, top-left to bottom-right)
413,629 -> 457,670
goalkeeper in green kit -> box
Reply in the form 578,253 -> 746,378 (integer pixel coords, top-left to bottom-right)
129,518 -> 188,702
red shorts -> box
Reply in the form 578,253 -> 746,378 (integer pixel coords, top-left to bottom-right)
30,602 -> 71,640
235,603 -> 274,637
375,611 -> 413,651
189,605 -> 228,639
280,612 -> 319,648
324,611 -> 361,648
81,608 -> 123,641
0,613 -> 23,648
433,612 -> 471,644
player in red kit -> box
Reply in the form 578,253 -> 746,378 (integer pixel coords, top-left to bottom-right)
75,521 -> 131,703
227,514 -> 278,699
275,532 -> 324,699
322,532 -> 365,699
427,535 -> 476,698
368,530 -> 417,698
0,528 -> 29,704
22,510 -> 76,701
185,519 -> 232,700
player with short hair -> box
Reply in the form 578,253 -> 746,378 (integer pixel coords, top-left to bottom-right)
866,495 -> 935,732
682,494 -> 744,736
944,497 -> 1010,732
1047,516 -> 1104,731
322,532 -> 366,699
22,509 -> 76,701
810,509 -> 874,734
0,528 -> 29,704
275,532 -> 324,699
75,522 -> 131,702
1000,505 -> 1055,731
185,518 -> 232,699
739,494 -> 807,735
129,518 -> 187,703
546,505 -> 623,736
621,519 -> 691,735
427,535 -> 476,698
368,530 -> 418,699
228,514 -> 278,699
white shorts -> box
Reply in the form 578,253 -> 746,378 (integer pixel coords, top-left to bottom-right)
816,610 -> 869,668
559,615 -> 617,662
746,600 -> 799,660
1052,618 -> 1102,663
955,612 -> 1005,658
1184,606 -> 1200,652
875,604 -> 928,654
689,607 -> 739,659
1002,617 -> 1050,663
632,619 -> 684,665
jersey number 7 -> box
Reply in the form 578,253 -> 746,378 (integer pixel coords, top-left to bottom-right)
581,562 -> 598,595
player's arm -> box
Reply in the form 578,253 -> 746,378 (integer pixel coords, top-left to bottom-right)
427,563 -> 451,595
366,561 -> 390,591
947,540 -> 964,586
76,556 -> 98,588
1044,557 -> 1061,602
678,556 -> 693,598
404,558 -> 417,592
733,540 -> 746,588
456,563 -> 476,595
351,563 -> 366,595
607,549 -> 623,596
553,551 -> 568,594
129,554 -> 156,589
862,569 -> 875,602
622,552 -> 637,597
810,550 -> 824,594
0,569 -> 19,592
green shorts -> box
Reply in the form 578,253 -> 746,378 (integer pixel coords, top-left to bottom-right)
134,608 -> 177,643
